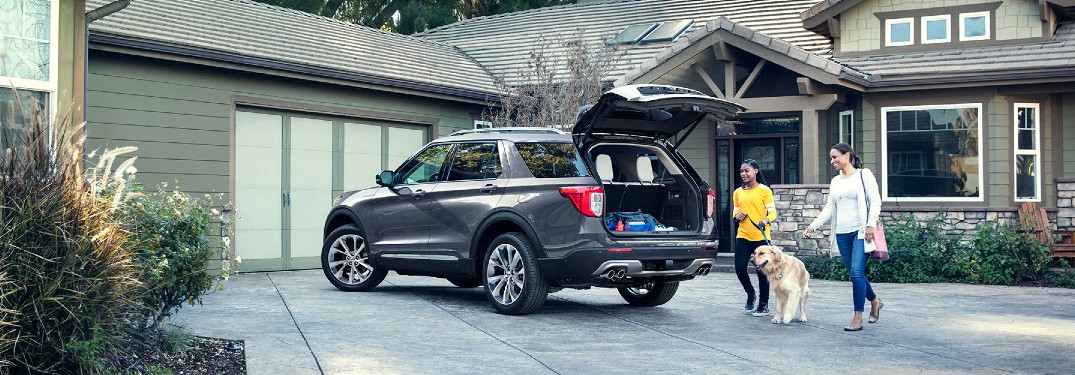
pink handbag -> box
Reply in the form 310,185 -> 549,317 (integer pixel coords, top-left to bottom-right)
870,222 -> 889,261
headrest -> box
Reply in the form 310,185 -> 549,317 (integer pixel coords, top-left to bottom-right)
595,154 -> 613,182
636,156 -> 654,183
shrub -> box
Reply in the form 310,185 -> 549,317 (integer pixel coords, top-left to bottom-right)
800,255 -> 848,281
968,220 -> 1052,285
1045,268 -> 1075,288
89,147 -> 237,335
864,213 -> 958,283
0,99 -> 140,373
0,272 -> 14,371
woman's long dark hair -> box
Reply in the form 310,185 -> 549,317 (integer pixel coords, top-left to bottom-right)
742,159 -> 767,187
832,143 -> 862,169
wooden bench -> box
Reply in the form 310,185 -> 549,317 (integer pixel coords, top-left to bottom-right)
1018,202 -> 1075,262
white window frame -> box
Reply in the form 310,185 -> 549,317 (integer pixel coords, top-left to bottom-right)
885,17 -> 915,47
839,110 -> 854,148
1013,103 -> 1041,202
959,11 -> 991,41
473,120 -> 492,129
881,103 -> 985,202
1,0 -> 60,116
921,15 -> 951,44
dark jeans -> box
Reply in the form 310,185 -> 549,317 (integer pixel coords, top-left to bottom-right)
734,238 -> 769,306
835,231 -> 877,312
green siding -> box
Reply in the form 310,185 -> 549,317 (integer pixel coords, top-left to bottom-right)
679,121 -> 712,186
986,96 -> 1007,206
86,52 -> 485,200
1065,94 -> 1075,176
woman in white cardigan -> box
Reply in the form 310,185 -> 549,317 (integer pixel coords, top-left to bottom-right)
803,143 -> 884,331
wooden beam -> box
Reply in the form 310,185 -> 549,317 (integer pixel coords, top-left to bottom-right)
827,19 -> 841,38
802,109 -> 820,184
725,61 -> 736,100
693,63 -> 726,99
734,60 -> 766,99
797,77 -> 846,103
734,95 -> 840,112
712,41 -> 734,62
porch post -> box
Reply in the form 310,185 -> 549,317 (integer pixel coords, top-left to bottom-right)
802,109 -> 820,184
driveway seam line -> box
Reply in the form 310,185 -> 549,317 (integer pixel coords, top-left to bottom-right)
268,273 -> 325,375
385,280 -> 562,375
549,294 -> 787,374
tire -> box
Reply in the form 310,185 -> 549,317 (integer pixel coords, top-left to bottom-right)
447,278 -> 482,288
483,232 -> 548,315
617,281 -> 680,307
322,224 -> 388,292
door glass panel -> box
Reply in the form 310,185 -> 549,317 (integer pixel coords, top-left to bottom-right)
738,139 -> 781,185
785,139 -> 799,184
343,122 -> 382,190
234,111 -> 283,262
396,144 -> 453,185
446,143 -> 500,181
1016,154 -> 1037,200
289,117 -> 334,261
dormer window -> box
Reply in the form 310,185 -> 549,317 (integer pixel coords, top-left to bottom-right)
885,18 -> 914,47
921,15 -> 951,44
960,12 -> 990,41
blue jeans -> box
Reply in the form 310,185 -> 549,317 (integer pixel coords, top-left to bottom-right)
835,231 -> 876,312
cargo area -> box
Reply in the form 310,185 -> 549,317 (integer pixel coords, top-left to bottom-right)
588,143 -> 702,235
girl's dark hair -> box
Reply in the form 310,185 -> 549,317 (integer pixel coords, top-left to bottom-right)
742,159 -> 767,187
832,143 -> 862,169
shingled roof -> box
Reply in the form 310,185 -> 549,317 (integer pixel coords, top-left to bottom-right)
418,0 -> 831,86
86,0 -> 499,100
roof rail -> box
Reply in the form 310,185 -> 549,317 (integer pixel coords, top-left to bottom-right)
448,127 -> 566,136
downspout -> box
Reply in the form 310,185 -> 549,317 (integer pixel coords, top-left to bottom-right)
84,0 -> 132,131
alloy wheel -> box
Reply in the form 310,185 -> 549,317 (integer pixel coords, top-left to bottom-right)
486,243 -> 525,305
626,282 -> 655,296
327,234 -> 373,285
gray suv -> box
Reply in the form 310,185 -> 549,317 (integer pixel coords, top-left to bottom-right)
321,84 -> 744,315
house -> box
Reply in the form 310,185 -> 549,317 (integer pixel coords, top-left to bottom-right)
419,0 -> 1075,253
73,0 -> 1075,270
1,0 -> 88,146
84,0 -> 499,271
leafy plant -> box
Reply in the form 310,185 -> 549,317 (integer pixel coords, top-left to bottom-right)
800,255 -> 848,281
0,272 -> 14,372
1045,268 -> 1075,288
969,220 -> 1052,285
89,147 -> 237,335
0,94 -> 140,373
865,213 -> 960,283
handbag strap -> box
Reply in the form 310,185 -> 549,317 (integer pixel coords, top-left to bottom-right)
860,170 -> 874,226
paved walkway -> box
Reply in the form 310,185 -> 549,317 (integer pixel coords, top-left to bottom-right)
173,262 -> 1075,374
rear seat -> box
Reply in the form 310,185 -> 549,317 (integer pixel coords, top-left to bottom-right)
603,156 -> 665,219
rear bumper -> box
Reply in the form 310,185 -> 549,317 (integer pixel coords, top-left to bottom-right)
538,245 -> 716,286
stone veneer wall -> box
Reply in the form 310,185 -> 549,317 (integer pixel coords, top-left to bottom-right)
769,184 -> 1052,256
1056,178 -> 1075,232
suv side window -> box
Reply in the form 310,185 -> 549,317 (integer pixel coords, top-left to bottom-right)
446,142 -> 501,181
515,142 -> 591,178
395,143 -> 453,185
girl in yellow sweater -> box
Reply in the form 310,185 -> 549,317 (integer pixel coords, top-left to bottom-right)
732,159 -> 777,316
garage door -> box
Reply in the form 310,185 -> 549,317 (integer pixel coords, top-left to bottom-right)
234,109 -> 428,271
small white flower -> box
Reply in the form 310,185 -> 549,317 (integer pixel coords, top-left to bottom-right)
212,208 -> 221,215
125,166 -> 137,175
234,255 -> 242,264
222,237 -> 231,246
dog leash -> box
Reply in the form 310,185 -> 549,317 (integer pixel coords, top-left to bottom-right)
747,217 -> 772,246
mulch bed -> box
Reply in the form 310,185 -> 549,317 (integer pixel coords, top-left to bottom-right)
118,336 -> 246,374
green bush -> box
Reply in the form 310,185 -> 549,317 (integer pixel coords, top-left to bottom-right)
864,213 -> 957,283
968,220 -> 1052,285
1045,268 -> 1075,288
0,102 -> 140,373
0,272 -> 14,371
800,255 -> 848,281
89,147 -> 236,334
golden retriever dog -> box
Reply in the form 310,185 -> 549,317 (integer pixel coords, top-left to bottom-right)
752,245 -> 810,324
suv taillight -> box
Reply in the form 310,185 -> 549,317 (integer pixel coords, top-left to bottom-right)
705,189 -> 715,218
559,186 -> 604,217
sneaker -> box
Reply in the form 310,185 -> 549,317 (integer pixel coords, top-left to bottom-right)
751,306 -> 770,317
743,295 -> 756,313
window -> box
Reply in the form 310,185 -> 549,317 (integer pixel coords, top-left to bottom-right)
921,15 -> 951,44
446,143 -> 501,181
515,142 -> 590,178
395,143 -> 453,185
641,20 -> 693,43
0,0 -> 57,152
885,18 -> 914,47
1014,104 -> 1040,202
960,12 -> 990,41
882,104 -> 983,201
839,110 -> 854,148
612,23 -> 658,44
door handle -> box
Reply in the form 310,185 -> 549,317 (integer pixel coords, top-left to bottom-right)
480,184 -> 497,194
411,189 -> 425,198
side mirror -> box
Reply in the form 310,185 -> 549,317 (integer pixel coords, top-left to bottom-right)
376,170 -> 395,187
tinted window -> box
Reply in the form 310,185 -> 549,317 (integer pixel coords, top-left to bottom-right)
516,142 -> 591,178
395,143 -> 452,185
446,143 -> 501,181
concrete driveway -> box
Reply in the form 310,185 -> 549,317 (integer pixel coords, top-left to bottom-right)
173,263 -> 1075,375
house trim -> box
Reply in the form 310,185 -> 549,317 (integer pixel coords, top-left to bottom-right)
88,34 -> 495,105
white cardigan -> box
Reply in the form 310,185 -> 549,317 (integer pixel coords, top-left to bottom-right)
809,168 -> 882,255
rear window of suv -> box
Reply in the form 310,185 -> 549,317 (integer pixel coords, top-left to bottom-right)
515,142 -> 591,178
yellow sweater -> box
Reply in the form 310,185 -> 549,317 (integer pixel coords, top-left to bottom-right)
733,184 -> 777,241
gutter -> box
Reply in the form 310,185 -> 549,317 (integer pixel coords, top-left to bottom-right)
845,67 -> 1075,89
86,0 -> 132,24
